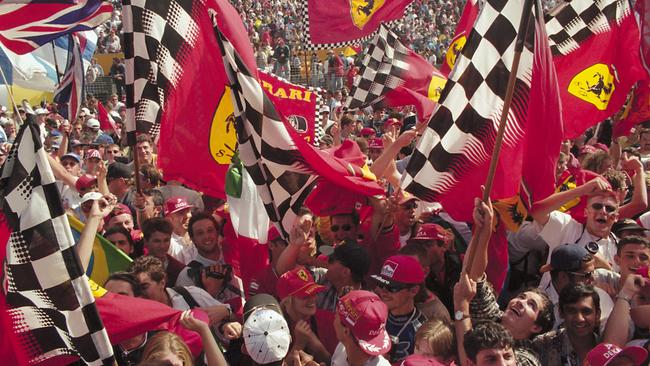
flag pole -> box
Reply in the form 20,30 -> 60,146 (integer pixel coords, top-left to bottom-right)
303,49 -> 309,86
0,64 -> 23,125
464,0 -> 535,274
51,41 -> 61,84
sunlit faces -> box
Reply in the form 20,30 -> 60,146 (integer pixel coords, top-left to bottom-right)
473,348 -> 516,366
561,297 -> 599,338
106,232 -> 133,255
585,195 -> 619,238
615,243 -> 650,278
135,272 -> 166,302
191,218 -> 220,256
501,291 -> 544,338
330,214 -> 357,242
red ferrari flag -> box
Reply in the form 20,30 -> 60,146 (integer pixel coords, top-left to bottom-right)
298,0 -> 413,50
440,0 -> 479,76
546,0 -> 645,139
613,81 -> 650,138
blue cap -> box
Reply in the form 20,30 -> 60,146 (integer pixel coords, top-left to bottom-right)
541,244 -> 591,273
61,152 -> 81,163
94,134 -> 114,145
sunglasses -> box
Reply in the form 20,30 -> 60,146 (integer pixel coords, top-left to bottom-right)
568,271 -> 593,280
590,203 -> 617,213
377,282 -> 413,293
331,224 -> 352,232
107,150 -> 120,154
401,202 -> 418,210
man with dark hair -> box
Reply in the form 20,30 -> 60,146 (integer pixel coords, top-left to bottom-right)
141,217 -> 185,286
595,235 -> 650,296
540,244 -> 613,329
463,321 -> 516,366
533,284 -> 601,365
175,211 -> 245,319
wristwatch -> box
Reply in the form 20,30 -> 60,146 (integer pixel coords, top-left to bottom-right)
454,310 -> 469,321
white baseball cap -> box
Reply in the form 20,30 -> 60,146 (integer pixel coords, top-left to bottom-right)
34,108 -> 48,115
80,192 -> 103,204
243,308 -> 291,364
86,118 -> 100,129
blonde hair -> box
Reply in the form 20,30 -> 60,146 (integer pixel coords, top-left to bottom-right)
415,319 -> 456,361
141,331 -> 194,365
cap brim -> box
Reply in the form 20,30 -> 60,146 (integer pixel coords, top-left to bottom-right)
606,346 -> 648,366
292,283 -> 326,298
371,274 -> 392,285
357,328 -> 391,356
165,204 -> 193,216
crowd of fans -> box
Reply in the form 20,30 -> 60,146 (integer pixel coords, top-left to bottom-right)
2,0 -> 650,366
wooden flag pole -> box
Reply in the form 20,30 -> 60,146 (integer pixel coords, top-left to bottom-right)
463,0 -> 535,275
0,65 -> 24,125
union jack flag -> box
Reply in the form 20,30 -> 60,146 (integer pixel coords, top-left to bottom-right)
53,33 -> 84,121
0,0 -> 112,55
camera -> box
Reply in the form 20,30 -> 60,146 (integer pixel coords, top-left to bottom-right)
186,263 -> 233,287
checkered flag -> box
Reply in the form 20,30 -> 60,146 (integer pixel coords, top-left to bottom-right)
402,0 -> 537,218
217,30 -> 319,238
0,117 -> 113,365
121,0 -> 201,142
346,25 -> 410,110
545,0 -> 631,56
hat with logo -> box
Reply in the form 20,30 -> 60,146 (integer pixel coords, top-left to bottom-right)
75,174 -> 97,192
371,255 -> 425,285
329,241 -> 370,280
586,343 -> 647,366
336,290 -> 391,356
85,149 -> 101,160
164,196 -> 193,216
243,307 -> 291,364
398,191 -> 418,205
540,244 -> 591,273
368,137 -> 383,150
276,266 -> 325,300
408,223 -> 452,244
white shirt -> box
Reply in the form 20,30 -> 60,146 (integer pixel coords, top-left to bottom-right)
168,232 -> 194,264
166,285 -> 223,310
538,210 -> 619,289
331,343 -> 391,366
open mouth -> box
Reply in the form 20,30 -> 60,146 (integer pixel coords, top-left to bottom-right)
596,218 -> 607,224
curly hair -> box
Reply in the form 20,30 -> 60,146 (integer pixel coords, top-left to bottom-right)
464,321 -> 514,362
128,255 -> 166,283
582,150 -> 612,175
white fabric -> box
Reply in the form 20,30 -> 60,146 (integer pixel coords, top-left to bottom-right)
227,167 -> 270,243
331,343 -> 391,366
538,210 -> 619,289
168,232 -> 193,264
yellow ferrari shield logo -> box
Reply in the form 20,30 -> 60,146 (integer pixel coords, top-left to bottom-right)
445,35 -> 466,71
209,87 -> 238,165
568,63 -> 617,111
350,0 -> 385,30
428,75 -> 447,102
297,269 -> 309,282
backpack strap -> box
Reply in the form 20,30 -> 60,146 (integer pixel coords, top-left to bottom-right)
172,286 -> 200,309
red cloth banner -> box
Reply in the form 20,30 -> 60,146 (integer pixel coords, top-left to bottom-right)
440,0 -> 479,76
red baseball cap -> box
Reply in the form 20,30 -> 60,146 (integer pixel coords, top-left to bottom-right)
586,343 -> 647,366
408,223 -> 452,244
276,267 -> 325,300
164,196 -> 193,216
336,290 -> 390,356
398,191 -> 418,205
85,149 -> 101,160
360,127 -> 375,137
383,118 -> 402,129
75,174 -> 97,192
368,138 -> 383,150
372,255 -> 425,285
104,203 -> 132,226
399,355 -> 447,366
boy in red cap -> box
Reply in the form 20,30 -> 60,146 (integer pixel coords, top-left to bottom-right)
332,290 -> 392,366
372,255 -> 428,363
277,266 -> 330,364
585,343 -> 647,366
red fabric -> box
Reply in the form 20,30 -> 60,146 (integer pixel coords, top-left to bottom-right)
158,0 -> 256,199
315,309 -> 338,354
360,225 -> 400,280
520,13 -> 564,208
95,292 -> 206,356
96,101 -> 117,131
440,0 -> 479,76
613,80 -> 650,138
636,0 -> 650,74
556,10 -> 645,139
305,0 -> 411,46
485,222 -> 509,293
248,265 -> 278,298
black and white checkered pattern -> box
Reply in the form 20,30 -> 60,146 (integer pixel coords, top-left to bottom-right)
217,30 -> 319,239
346,24 -> 410,111
122,0 -> 200,142
402,0 -> 535,202
0,117 -> 113,365
545,0 -> 631,56
297,1 -> 413,51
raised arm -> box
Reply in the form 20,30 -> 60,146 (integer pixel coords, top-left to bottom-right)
618,155 -> 647,218
530,176 -> 611,226
370,130 -> 417,180
76,196 -> 114,271
462,195 -> 495,281
603,274 -> 645,346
